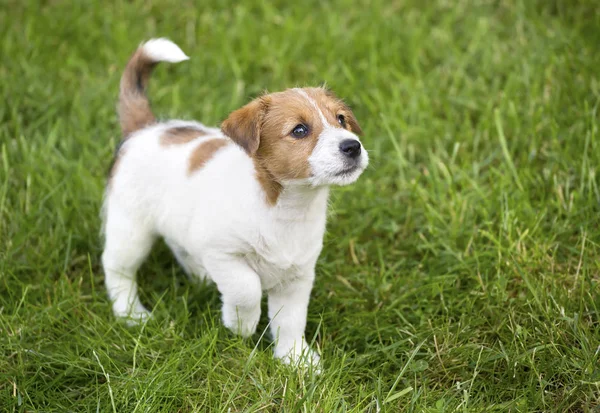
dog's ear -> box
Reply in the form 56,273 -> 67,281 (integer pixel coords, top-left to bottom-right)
221,96 -> 269,156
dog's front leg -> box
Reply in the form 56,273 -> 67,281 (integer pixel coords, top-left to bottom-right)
203,255 -> 262,338
268,273 -> 320,368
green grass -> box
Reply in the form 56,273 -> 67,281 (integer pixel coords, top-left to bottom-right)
1,0 -> 599,411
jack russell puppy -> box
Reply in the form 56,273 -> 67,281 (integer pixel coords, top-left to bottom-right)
102,38 -> 369,367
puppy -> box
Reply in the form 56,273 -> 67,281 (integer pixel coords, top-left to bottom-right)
102,38 -> 368,367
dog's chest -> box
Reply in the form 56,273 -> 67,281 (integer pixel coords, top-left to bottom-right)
247,219 -> 325,290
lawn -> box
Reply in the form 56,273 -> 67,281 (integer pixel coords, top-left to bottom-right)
1,0 -> 599,411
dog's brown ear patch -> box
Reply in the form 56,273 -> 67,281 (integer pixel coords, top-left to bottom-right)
221,97 -> 270,156
161,127 -> 207,146
188,139 -> 229,174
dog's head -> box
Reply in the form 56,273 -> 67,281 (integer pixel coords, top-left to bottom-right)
221,87 -> 368,191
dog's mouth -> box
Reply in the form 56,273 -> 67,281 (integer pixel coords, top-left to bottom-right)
334,165 -> 360,177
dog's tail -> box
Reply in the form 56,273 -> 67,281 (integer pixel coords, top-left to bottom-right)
118,38 -> 189,137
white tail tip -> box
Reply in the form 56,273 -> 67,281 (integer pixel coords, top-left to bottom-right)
142,38 -> 189,63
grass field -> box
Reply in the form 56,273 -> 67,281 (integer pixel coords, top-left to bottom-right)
1,0 -> 600,411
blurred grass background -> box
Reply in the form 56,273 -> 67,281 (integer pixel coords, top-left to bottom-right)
1,0 -> 599,411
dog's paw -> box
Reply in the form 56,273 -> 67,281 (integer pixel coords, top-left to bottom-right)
113,301 -> 151,326
222,303 -> 260,338
275,340 -> 321,373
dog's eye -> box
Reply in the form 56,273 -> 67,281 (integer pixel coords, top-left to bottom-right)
337,114 -> 346,127
291,124 -> 309,138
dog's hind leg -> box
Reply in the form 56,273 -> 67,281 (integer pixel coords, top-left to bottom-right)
102,205 -> 156,324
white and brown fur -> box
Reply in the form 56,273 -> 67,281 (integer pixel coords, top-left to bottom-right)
102,38 -> 368,367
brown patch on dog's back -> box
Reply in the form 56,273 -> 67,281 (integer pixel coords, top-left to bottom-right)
188,139 -> 229,174
161,127 -> 208,146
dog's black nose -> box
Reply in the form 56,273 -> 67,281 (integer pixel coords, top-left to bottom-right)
339,139 -> 361,159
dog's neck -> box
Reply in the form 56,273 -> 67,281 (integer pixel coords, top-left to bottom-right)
270,182 -> 330,222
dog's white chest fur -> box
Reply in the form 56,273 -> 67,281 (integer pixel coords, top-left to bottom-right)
247,190 -> 329,290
